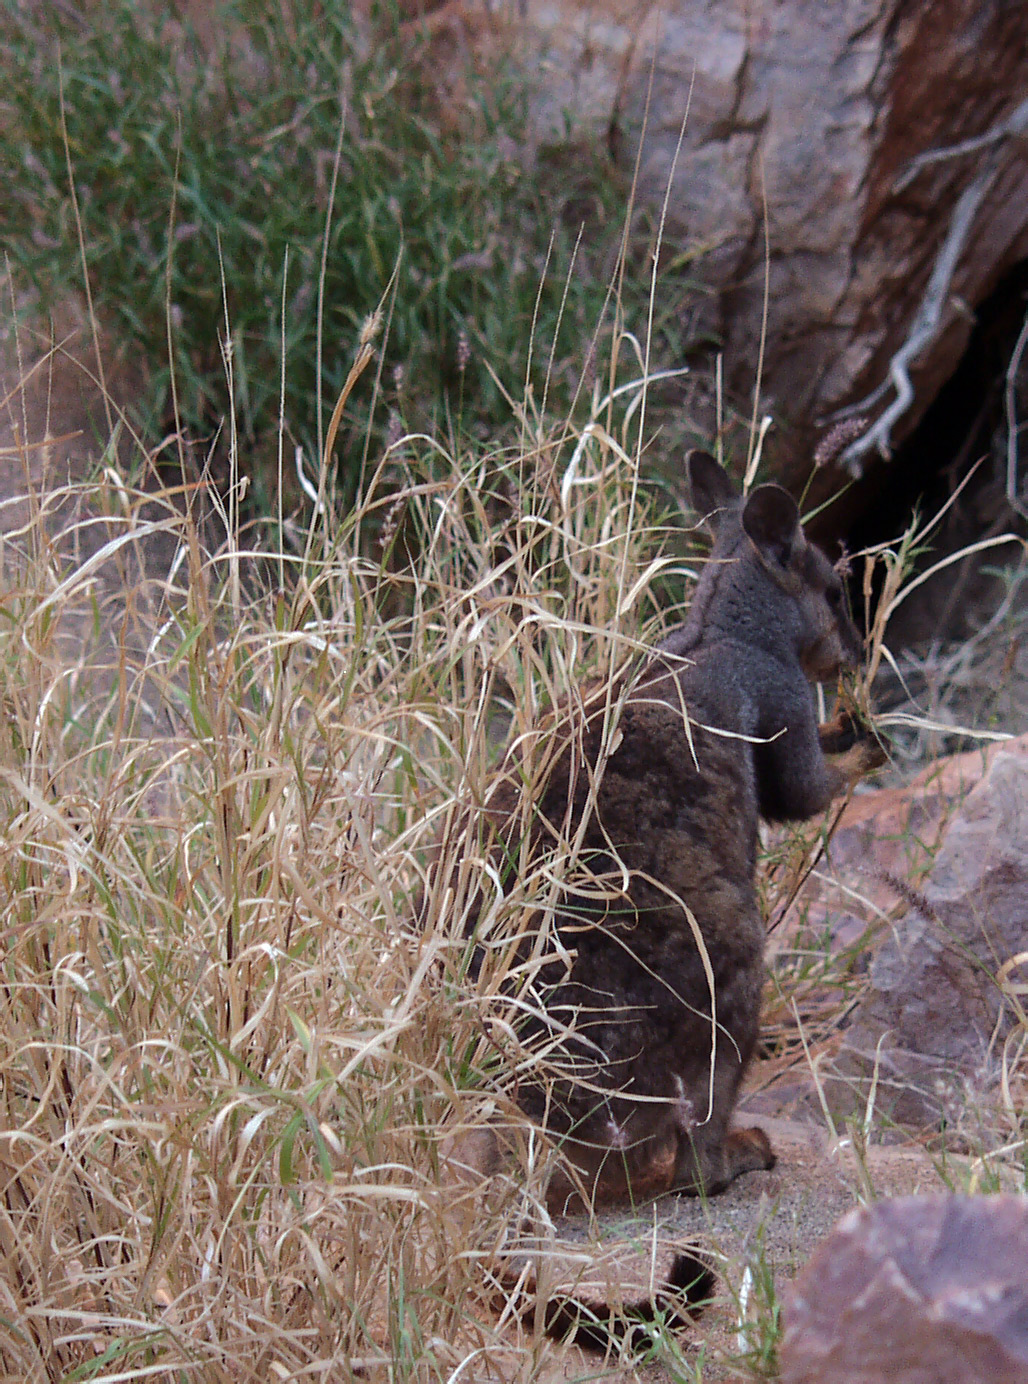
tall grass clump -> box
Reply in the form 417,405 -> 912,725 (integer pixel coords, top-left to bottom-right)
0,285 -> 698,1378
1,0 -> 703,508
5,306 -> 1025,1384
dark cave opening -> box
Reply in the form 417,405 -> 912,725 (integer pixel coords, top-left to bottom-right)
842,256 -> 1028,652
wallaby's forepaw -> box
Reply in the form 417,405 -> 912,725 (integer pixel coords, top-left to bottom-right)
820,708 -> 888,777
856,732 -> 889,773
823,735 -> 888,800
819,707 -> 879,753
818,708 -> 860,754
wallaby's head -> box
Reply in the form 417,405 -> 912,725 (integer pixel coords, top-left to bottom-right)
686,450 -> 862,680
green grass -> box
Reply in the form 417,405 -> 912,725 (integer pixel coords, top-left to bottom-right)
1,0 -> 705,516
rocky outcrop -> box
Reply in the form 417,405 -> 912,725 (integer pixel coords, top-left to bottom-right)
829,740 -> 1028,1129
769,734 -> 1028,1132
422,1 -> 1028,482
780,1194 -> 1028,1384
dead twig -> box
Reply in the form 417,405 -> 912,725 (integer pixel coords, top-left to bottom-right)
1005,307 -> 1028,520
830,95 -> 1028,476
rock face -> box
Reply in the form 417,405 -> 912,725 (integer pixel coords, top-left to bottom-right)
830,743 -> 1028,1129
780,1194 -> 1028,1384
447,1 -> 1028,480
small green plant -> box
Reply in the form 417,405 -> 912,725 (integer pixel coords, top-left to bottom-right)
1,0 -> 701,513
726,1226 -> 784,1379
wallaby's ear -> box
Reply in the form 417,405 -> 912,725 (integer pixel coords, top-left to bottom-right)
741,484 -> 801,567
686,450 -> 737,531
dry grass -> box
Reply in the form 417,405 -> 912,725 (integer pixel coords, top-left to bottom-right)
2,251 -> 1026,1382
0,294 -> 712,1380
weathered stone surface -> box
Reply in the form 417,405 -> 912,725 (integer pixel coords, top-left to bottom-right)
825,740 -> 1028,1128
780,1194 -> 1028,1384
426,1 -> 1028,482
770,735 -> 1028,954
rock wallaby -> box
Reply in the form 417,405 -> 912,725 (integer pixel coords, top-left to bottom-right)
434,452 -> 883,1273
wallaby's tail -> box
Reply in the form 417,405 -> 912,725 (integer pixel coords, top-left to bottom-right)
531,1248 -> 716,1354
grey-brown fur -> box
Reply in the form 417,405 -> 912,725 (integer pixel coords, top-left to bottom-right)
437,452 -> 882,1210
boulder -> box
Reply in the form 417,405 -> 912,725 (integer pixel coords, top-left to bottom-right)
768,736 -> 1028,954
413,1 -> 1028,482
780,1194 -> 1028,1384
829,744 -> 1028,1129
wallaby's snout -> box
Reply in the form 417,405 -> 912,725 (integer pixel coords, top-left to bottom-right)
802,548 -> 863,683
794,545 -> 862,684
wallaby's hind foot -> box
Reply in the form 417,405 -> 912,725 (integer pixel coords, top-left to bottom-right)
674,1124 -> 776,1198
724,1125 -> 776,1181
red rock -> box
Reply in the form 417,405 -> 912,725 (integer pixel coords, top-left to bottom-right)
831,743 -> 1028,1127
781,1194 -> 1028,1384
